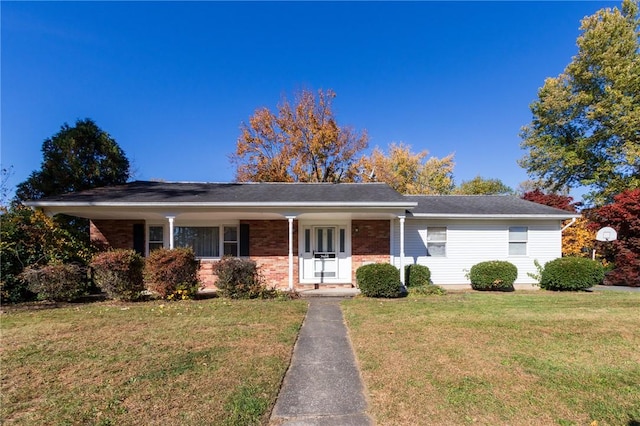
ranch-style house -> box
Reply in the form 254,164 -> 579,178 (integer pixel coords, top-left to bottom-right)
26,181 -> 579,290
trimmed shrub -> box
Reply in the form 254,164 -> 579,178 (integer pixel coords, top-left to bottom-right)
91,249 -> 145,301
145,248 -> 200,299
468,260 -> 517,291
540,257 -> 605,291
405,264 -> 432,287
19,263 -> 88,302
356,263 -> 404,298
214,256 -> 273,299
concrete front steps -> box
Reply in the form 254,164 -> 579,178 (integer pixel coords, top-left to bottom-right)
296,283 -> 360,298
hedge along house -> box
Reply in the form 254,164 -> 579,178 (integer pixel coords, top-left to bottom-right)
25,181 -> 579,290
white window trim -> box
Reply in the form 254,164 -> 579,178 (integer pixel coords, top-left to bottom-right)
508,226 -> 528,257
426,226 -> 447,258
147,221 -> 240,259
146,224 -> 167,256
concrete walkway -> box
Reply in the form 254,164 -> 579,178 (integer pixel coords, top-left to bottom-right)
270,298 -> 373,426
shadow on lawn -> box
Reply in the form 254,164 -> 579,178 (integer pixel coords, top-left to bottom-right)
1,290 -> 221,314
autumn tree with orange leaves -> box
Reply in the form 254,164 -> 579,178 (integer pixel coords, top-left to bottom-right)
561,216 -> 597,258
232,89 -> 368,183
360,143 -> 455,194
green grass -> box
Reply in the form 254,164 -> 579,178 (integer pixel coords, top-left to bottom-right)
1,298 -> 307,425
343,291 -> 640,426
4,291 -> 639,425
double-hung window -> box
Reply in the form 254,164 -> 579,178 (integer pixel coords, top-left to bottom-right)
148,226 -> 164,253
426,227 -> 447,257
223,226 -> 239,256
509,226 -> 528,256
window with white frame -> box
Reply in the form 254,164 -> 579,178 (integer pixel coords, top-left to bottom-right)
172,225 -> 239,258
509,226 -> 528,255
148,226 -> 164,253
427,227 -> 447,257
223,226 -> 239,256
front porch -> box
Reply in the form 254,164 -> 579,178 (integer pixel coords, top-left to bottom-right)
92,217 -> 401,291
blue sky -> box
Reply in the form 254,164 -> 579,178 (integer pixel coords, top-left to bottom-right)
1,1 -> 619,200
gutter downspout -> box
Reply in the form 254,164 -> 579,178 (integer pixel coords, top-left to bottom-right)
399,216 -> 406,288
561,217 -> 577,232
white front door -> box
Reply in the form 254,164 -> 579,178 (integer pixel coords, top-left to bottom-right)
313,227 -> 337,280
300,223 -> 351,284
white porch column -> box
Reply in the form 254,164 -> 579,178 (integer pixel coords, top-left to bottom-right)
167,216 -> 175,249
399,215 -> 406,287
286,216 -> 296,291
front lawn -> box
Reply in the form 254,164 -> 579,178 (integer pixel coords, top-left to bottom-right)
343,291 -> 640,426
1,298 -> 307,425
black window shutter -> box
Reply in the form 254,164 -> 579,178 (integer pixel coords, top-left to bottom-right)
239,224 -> 250,257
133,224 -> 145,256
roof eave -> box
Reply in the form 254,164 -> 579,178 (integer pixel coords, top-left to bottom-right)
409,213 -> 580,219
25,201 -> 418,209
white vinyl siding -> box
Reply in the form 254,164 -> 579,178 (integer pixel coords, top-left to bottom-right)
393,219 -> 562,286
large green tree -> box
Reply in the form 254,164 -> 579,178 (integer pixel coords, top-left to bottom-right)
15,118 -> 130,201
519,0 -> 640,206
5,119 -> 131,302
232,89 -> 368,182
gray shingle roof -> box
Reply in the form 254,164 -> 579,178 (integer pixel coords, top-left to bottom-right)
405,195 -> 578,217
27,180 -> 412,206
26,182 -> 578,218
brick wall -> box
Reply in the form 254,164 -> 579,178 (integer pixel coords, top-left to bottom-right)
91,218 -> 393,290
90,220 -> 143,251
242,220 -> 299,289
198,261 -> 218,289
351,219 -> 392,283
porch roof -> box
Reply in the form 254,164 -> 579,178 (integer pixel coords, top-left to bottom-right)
405,195 -> 580,219
25,180 -> 415,207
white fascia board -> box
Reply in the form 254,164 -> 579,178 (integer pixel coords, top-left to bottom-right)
25,201 -> 417,209
409,213 -> 580,220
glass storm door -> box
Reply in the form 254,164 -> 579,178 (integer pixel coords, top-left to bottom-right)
313,227 -> 337,279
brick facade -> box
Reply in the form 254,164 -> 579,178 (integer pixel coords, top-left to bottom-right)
195,220 -> 300,290
351,219 -> 391,283
90,218 -> 393,290
90,220 -> 143,251
197,261 -> 218,288
242,220 -> 299,289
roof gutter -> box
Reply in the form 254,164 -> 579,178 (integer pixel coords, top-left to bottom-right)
24,201 -> 418,209
409,213 -> 580,220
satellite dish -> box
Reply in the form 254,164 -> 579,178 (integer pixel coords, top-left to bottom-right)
596,227 -> 617,242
